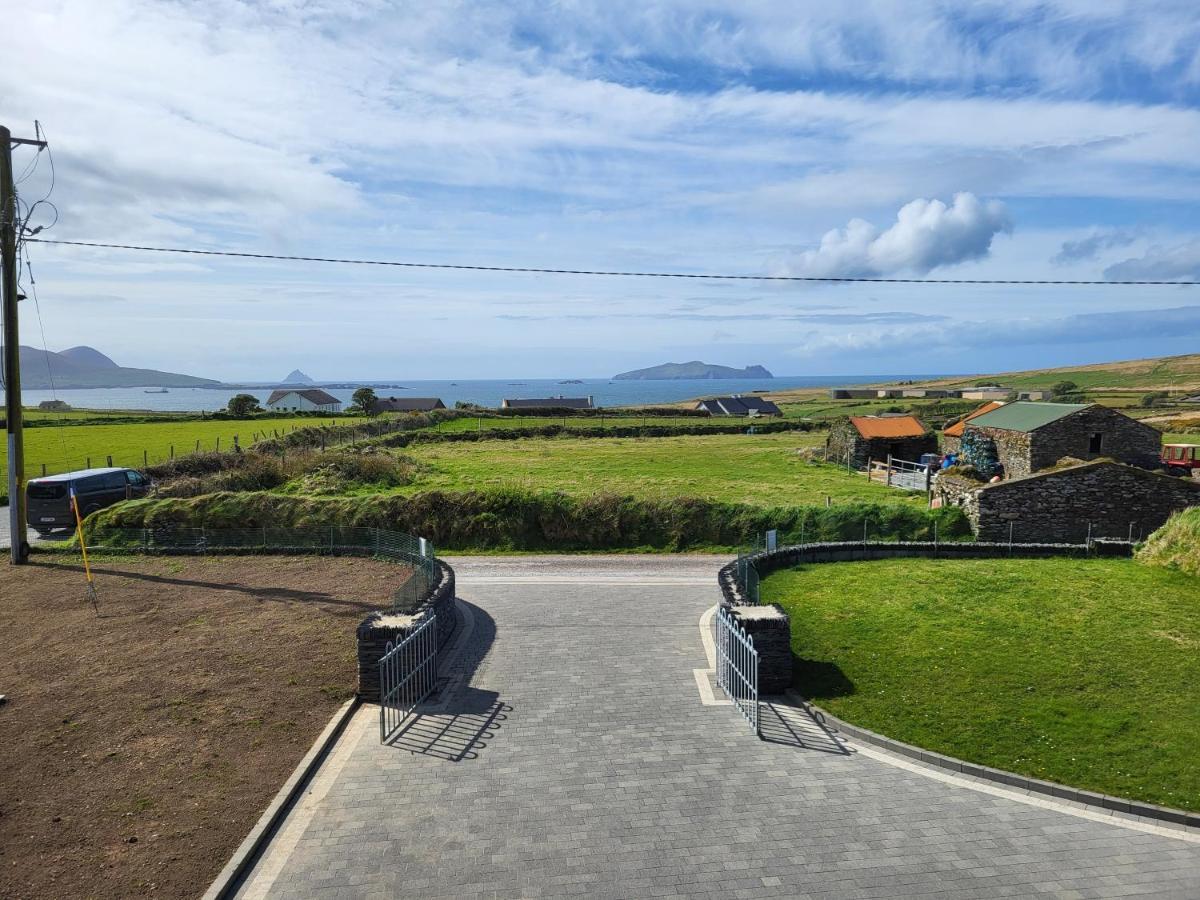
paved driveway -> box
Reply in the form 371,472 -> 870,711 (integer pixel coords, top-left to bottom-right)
0,505 -> 66,551
235,556 -> 1200,899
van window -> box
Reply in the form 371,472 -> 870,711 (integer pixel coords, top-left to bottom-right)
126,471 -> 146,486
76,475 -> 105,493
28,482 -> 66,500
102,472 -> 128,490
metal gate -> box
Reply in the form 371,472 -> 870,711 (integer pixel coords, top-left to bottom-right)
715,606 -> 759,735
379,613 -> 439,742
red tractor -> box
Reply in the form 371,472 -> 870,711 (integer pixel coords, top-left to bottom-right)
1161,443 -> 1200,477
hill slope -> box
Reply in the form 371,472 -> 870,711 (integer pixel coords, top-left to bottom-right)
920,354 -> 1200,391
14,345 -> 220,389
615,361 -> 773,380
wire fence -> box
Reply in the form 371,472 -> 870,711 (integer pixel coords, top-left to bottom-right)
82,525 -> 440,612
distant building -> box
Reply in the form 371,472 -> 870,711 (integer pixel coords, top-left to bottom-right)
941,401 -> 1005,454
828,388 -> 880,400
265,388 -> 342,413
694,396 -> 782,417
825,415 -> 937,469
501,396 -> 595,410
830,386 -> 958,400
960,387 -> 1012,401
960,401 -> 1161,478
1017,390 -> 1052,401
372,397 -> 446,413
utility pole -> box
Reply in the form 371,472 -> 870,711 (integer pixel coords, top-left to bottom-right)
2,125 -> 48,564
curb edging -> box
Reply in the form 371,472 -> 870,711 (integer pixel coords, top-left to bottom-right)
201,695 -> 363,900
786,689 -> 1200,833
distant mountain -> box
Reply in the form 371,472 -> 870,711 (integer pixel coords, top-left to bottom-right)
12,345 -> 220,389
613,361 -> 774,381
282,369 -> 315,384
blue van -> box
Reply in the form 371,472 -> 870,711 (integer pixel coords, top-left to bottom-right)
26,467 -> 152,535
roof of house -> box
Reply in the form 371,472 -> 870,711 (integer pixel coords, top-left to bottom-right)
266,388 -> 340,406
373,397 -> 445,412
943,401 -> 1005,438
503,397 -> 593,409
965,401 -> 1091,433
696,396 -> 782,416
848,415 -> 929,439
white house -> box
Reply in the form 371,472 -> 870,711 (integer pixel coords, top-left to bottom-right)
265,388 -> 342,413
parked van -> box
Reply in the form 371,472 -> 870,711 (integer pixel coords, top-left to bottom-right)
26,467 -> 152,535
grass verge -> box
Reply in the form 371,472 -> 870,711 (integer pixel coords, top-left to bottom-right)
762,556 -> 1200,811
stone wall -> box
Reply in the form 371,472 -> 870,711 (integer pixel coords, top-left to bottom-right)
357,559 -> 456,701
971,461 -> 1200,544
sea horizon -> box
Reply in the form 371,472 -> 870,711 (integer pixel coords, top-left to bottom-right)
18,373 -> 949,413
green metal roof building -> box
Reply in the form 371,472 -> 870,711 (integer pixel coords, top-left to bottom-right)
966,401 -> 1091,432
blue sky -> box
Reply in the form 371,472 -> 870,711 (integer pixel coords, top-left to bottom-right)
4,0 -> 1200,380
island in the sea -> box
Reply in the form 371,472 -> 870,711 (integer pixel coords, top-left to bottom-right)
613,361 -> 773,381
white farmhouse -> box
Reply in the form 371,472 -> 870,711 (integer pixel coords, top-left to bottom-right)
265,388 -> 342,413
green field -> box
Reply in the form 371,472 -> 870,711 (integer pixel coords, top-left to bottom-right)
763,557 -> 1200,811
2,416 -> 342,481
431,414 -> 706,432
383,432 -> 921,506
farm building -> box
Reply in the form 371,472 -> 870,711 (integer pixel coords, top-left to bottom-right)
828,388 -> 880,399
694,396 -> 782,417
959,401 -> 1161,479
265,388 -> 342,413
935,459 -> 1200,544
1017,390 -> 1052,401
825,415 -> 937,469
501,396 -> 595,410
372,397 -> 446,413
960,387 -> 1012,401
941,401 -> 1005,454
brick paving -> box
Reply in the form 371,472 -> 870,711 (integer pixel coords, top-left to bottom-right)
236,556 -> 1200,899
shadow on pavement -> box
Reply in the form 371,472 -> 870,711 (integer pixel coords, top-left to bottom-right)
759,698 -> 852,755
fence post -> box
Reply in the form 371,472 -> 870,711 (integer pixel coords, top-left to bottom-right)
886,454 -> 892,487
86,456 -> 91,468
1008,521 -> 1013,555
865,457 -> 871,480
41,463 -> 46,476
215,436 -> 220,451
170,444 -> 174,459
933,519 -> 938,553
106,454 -> 113,467
143,449 -> 148,467
1085,521 -> 1092,551
863,518 -> 868,547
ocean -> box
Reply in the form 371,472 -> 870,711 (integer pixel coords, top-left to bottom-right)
19,375 -> 910,413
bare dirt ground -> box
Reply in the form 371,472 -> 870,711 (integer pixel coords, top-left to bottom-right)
0,553 -> 406,900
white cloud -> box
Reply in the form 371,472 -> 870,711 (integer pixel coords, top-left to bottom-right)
1104,240 -> 1200,281
1053,230 -> 1138,264
780,193 -> 1011,278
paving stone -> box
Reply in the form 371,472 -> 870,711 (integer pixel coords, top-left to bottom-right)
236,557 -> 1200,899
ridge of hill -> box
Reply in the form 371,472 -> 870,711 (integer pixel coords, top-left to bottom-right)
918,353 -> 1200,391
14,345 -> 220,389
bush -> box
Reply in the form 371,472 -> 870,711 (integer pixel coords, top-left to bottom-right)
1140,391 -> 1170,408
85,490 -> 973,552
1136,508 -> 1200,577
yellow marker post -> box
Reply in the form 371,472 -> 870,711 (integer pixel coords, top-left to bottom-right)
71,492 -> 98,613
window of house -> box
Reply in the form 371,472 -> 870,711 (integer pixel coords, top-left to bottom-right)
1088,432 -> 1104,454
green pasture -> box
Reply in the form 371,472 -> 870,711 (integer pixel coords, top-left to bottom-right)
764,556 -> 1200,811
429,414 -> 702,432
387,431 -> 920,506
2,416 -> 340,481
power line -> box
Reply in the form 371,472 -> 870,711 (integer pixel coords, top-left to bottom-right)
24,237 -> 1197,286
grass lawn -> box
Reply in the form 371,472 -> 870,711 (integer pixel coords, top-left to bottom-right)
763,557 -> 1200,811
2,416 -> 341,480
393,431 -> 925,506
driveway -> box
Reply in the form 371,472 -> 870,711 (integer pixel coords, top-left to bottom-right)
0,505 -> 68,551
232,555 -> 1200,899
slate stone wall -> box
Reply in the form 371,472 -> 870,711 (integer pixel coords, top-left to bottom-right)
357,559 -> 456,702
1029,406 -> 1162,472
971,462 -> 1200,544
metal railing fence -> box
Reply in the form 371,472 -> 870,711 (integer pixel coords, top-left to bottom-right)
379,612 -> 439,743
82,525 -> 439,612
715,606 -> 759,735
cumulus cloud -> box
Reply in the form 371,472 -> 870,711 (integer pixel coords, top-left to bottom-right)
781,193 -> 1011,278
1103,239 -> 1200,281
1052,229 -> 1137,264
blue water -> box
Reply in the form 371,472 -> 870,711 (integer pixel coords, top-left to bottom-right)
19,375 -> 912,413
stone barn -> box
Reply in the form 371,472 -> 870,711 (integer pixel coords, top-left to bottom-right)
941,460 -> 1200,544
825,415 -> 937,469
960,401 -> 1162,479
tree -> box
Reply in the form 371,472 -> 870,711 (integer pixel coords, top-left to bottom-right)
227,393 -> 261,417
1050,380 -> 1079,398
352,387 -> 379,415
960,429 -> 1002,479
1139,390 -> 1169,408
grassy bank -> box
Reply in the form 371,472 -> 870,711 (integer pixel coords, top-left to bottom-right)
763,557 -> 1200,811
1137,507 -> 1200,576
84,491 -> 970,552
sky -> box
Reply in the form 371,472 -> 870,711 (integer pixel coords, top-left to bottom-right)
4,0 -> 1200,380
